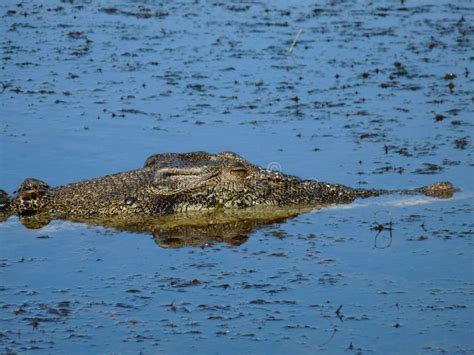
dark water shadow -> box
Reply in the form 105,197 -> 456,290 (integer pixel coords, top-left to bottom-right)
12,207 -> 321,248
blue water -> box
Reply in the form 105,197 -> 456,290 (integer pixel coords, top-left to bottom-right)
1,0 -> 473,353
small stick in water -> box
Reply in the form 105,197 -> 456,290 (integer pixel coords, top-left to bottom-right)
335,305 -> 344,321
287,29 -> 303,54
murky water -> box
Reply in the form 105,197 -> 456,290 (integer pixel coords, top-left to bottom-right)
1,0 -> 473,353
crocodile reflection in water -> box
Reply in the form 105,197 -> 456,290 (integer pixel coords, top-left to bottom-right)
16,207 -> 314,249
0,151 -> 456,246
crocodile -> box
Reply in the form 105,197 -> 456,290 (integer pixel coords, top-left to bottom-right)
0,151 -> 456,230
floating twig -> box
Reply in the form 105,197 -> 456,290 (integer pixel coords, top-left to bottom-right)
319,325 -> 337,347
335,304 -> 344,321
287,29 -> 302,55
371,211 -> 394,249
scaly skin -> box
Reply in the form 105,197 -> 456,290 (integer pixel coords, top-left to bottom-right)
0,151 -> 456,223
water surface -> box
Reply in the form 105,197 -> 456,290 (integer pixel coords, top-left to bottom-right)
0,0 -> 473,353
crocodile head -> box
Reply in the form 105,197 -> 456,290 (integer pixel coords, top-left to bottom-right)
0,151 -> 456,236
145,151 -> 327,213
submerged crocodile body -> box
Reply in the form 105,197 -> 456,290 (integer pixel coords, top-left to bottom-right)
0,151 -> 455,225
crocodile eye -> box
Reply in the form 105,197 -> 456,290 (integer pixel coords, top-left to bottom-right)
229,162 -> 248,178
125,197 -> 137,206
